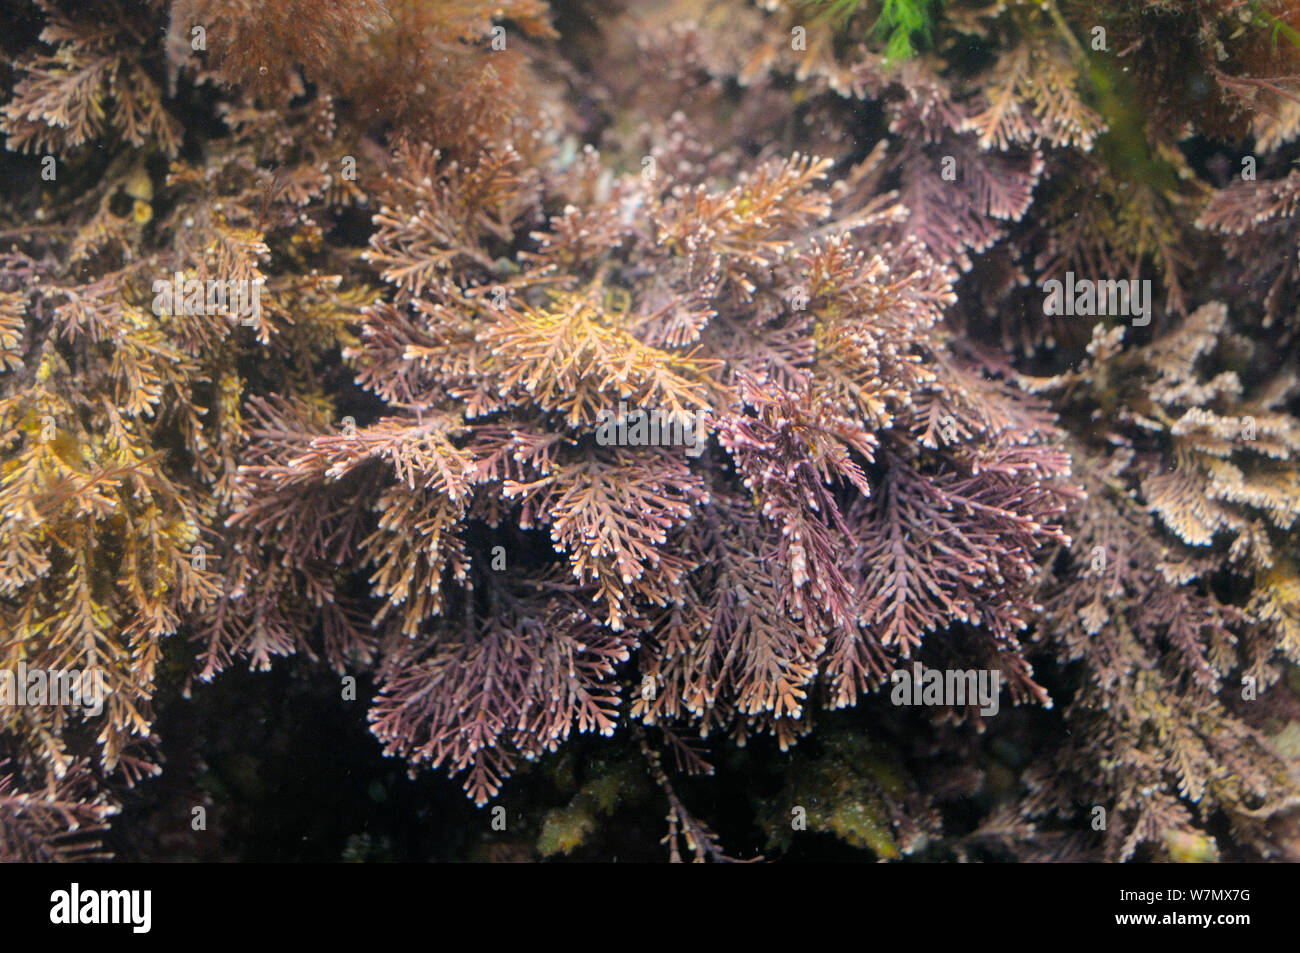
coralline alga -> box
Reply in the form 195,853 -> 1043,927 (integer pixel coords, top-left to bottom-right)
0,0 -> 1298,862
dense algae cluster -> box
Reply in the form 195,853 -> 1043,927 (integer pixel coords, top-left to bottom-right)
0,0 -> 1298,862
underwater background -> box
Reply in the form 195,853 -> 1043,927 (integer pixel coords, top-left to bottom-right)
1,0 -> 1300,862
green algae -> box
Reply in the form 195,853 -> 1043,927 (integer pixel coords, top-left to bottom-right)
757,730 -> 910,859
537,756 -> 648,857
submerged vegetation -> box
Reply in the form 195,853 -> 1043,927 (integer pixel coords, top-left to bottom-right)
810,0 -> 942,62
0,0 -> 1298,862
